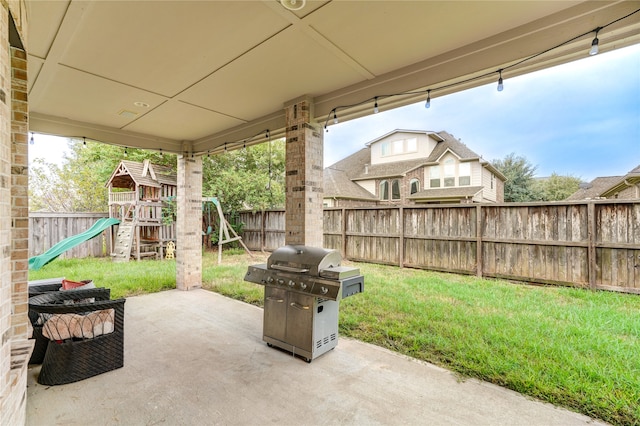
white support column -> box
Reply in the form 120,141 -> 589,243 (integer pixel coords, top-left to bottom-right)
284,96 -> 324,247
176,143 -> 202,290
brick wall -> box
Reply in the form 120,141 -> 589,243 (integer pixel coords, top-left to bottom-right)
1,5 -> 32,424
11,46 -> 28,340
0,6 -> 13,422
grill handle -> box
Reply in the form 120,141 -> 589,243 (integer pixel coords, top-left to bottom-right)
266,296 -> 284,303
290,302 -> 310,310
270,264 -> 309,274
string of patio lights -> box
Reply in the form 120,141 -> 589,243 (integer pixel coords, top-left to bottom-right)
323,7 -> 640,132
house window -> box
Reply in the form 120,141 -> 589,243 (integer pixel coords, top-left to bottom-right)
381,138 -> 419,157
409,178 -> 420,194
380,180 -> 389,200
392,140 -> 404,155
459,162 -> 471,186
429,166 -> 440,188
391,180 -> 401,200
406,138 -> 417,152
444,159 -> 455,187
381,142 -> 390,156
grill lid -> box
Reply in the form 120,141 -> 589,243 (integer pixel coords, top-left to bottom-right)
267,245 -> 341,277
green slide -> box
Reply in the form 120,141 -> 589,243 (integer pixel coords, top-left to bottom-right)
29,217 -> 120,270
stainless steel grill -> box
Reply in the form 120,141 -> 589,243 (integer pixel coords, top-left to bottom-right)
244,245 -> 364,362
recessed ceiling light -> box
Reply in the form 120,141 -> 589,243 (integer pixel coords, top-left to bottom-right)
280,0 -> 305,11
134,101 -> 150,108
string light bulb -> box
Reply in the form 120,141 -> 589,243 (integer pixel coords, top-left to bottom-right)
374,97 -> 379,114
333,110 -> 338,124
424,90 -> 431,109
29,132 -> 34,145
497,70 -> 504,92
589,28 -> 601,55
124,147 -> 128,157
83,137 -> 87,147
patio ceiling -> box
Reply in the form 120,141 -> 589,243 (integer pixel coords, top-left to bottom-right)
27,1 -> 640,155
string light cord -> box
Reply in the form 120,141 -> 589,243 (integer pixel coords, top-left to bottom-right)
323,7 -> 640,131
200,128 -> 272,158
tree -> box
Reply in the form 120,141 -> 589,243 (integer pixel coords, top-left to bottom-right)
532,173 -> 582,201
29,137 -> 285,214
202,139 -> 285,214
492,153 -> 538,202
29,139 -> 176,212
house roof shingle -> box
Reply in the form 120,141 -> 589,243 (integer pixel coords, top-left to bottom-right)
567,164 -> 640,200
324,167 -> 377,200
565,176 -> 622,200
408,186 -> 483,201
107,160 -> 177,189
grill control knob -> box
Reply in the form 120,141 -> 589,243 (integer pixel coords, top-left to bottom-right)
299,282 -> 307,290
288,280 -> 295,287
277,279 -> 285,285
266,276 -> 274,284
320,286 -> 328,295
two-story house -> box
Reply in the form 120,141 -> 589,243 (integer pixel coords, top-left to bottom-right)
323,130 -> 506,207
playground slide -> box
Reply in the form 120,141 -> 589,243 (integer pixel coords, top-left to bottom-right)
28,217 -> 120,270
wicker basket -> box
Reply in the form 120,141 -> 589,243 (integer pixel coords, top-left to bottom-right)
28,280 -> 65,364
29,288 -> 125,385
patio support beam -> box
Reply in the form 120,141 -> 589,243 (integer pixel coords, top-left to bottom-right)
176,143 -> 202,290
284,96 -> 324,247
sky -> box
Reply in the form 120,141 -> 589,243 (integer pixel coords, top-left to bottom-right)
323,43 -> 640,182
31,44 -> 639,182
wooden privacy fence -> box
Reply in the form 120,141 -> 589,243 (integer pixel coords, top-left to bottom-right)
29,212 -> 110,259
239,200 -> 640,294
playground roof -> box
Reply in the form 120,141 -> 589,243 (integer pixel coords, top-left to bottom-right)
106,160 -> 177,190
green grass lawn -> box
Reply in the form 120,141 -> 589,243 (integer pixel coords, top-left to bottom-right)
29,250 -> 640,426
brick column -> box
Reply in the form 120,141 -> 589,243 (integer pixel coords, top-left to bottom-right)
176,144 -> 202,290
284,97 -> 324,247
10,47 -> 29,339
0,8 -> 13,423
1,9 -> 32,422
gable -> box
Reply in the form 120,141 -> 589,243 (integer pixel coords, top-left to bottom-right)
106,160 -> 177,189
368,130 -> 441,166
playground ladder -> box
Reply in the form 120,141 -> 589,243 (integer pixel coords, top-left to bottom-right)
112,222 -> 135,262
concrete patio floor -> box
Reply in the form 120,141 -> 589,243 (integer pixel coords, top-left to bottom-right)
26,289 -> 606,426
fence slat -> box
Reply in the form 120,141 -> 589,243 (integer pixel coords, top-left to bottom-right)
239,201 -> 640,294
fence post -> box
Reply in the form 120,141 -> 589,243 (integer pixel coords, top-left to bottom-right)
341,208 -> 347,259
399,206 -> 404,268
261,210 -> 266,252
476,204 -> 483,278
588,202 -> 597,290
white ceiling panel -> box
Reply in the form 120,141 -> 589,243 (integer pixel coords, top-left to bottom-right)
124,100 -> 246,142
32,65 -> 168,130
308,1 -> 581,76
59,1 -> 290,97
26,0 -> 71,59
179,25 -> 366,121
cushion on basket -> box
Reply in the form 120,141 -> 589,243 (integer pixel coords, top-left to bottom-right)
42,309 -> 115,340
60,280 -> 96,304
61,279 -> 95,290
